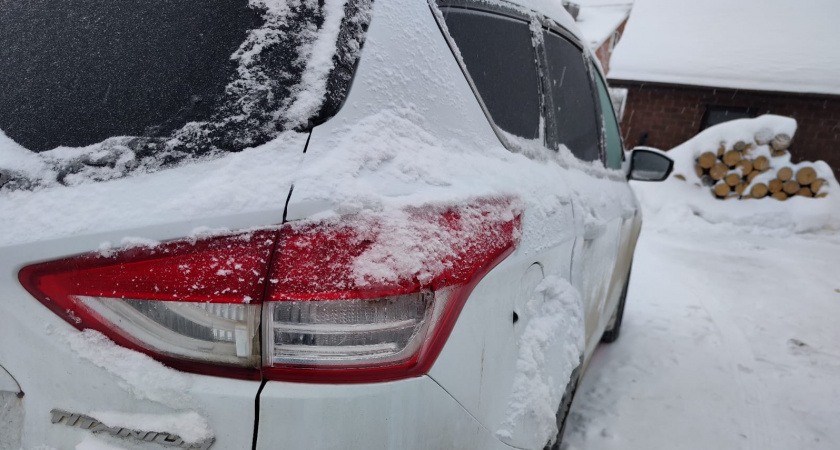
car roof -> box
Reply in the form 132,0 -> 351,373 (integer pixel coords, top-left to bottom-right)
485,0 -> 583,40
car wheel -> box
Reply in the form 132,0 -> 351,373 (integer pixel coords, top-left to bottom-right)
601,264 -> 632,343
545,360 -> 582,450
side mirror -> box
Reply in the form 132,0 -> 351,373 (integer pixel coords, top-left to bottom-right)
626,147 -> 674,182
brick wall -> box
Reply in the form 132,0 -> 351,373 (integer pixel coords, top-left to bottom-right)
593,19 -> 628,75
609,82 -> 840,178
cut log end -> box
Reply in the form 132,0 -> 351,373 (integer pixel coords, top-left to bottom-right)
753,156 -> 770,172
783,180 -> 800,195
771,133 -> 792,151
713,183 -> 731,198
723,150 -> 741,167
771,191 -> 788,201
751,183 -> 769,199
710,162 -> 728,180
736,160 -> 753,176
777,167 -> 793,182
796,187 -> 813,197
725,173 -> 741,187
795,167 -> 817,186
811,179 -> 826,193
698,152 -> 717,169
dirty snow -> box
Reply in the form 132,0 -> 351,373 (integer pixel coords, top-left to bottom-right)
498,276 -> 585,444
563,201 -> 840,449
632,115 -> 840,232
0,392 -> 24,450
609,0 -> 840,95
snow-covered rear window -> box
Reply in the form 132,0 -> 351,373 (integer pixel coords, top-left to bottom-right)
0,0 -> 371,188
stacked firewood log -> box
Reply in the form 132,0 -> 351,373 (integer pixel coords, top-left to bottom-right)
687,133 -> 828,200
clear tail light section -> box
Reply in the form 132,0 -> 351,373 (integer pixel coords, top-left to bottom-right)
18,231 -> 278,380
19,198 -> 520,383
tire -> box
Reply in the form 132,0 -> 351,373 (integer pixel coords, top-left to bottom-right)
601,264 -> 632,343
545,360 -> 582,450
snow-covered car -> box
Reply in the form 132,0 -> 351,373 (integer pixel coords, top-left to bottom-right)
0,0 -> 672,449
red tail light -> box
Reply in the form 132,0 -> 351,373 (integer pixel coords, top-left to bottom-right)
18,231 -> 278,380
20,198 -> 520,383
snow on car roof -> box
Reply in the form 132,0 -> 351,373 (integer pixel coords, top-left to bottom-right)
607,0 -> 840,95
477,0 -> 582,39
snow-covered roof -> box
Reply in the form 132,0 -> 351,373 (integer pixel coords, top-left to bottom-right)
608,0 -> 840,95
574,4 -> 631,50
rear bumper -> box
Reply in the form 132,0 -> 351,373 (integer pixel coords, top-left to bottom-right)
255,375 -> 515,450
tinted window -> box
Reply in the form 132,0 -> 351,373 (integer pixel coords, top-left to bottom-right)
543,32 -> 600,162
0,1 -> 370,154
442,9 -> 541,140
594,73 -> 623,169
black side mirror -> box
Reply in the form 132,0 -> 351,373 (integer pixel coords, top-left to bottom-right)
627,148 -> 674,182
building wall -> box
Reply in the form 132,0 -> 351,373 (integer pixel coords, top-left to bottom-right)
610,82 -> 840,178
593,18 -> 627,75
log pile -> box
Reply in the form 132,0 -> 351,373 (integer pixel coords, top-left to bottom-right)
690,132 -> 829,201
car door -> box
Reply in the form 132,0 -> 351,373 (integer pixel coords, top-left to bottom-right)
593,69 -> 642,334
540,29 -> 629,360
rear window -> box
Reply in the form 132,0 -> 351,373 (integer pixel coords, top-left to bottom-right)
0,1 -> 371,164
440,8 -> 542,140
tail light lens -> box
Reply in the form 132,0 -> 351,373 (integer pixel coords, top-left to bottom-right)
20,199 -> 520,383
18,231 -> 277,380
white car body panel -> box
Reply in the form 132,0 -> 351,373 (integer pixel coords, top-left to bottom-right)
257,376 -> 514,450
0,0 -> 645,449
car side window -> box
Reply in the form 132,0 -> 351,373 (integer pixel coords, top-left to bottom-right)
543,31 -> 601,162
441,8 -> 542,140
594,73 -> 623,170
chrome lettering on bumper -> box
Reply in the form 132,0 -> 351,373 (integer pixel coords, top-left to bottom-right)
50,409 -> 214,450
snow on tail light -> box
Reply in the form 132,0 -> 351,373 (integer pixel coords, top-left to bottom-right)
18,230 -> 278,380
263,197 -> 521,383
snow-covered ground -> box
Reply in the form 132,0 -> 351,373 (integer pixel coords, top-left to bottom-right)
563,204 -> 840,449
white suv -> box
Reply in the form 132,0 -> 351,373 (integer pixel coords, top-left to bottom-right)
0,0 -> 672,449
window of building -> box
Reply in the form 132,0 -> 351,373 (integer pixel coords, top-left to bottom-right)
700,106 -> 756,130
441,8 -> 542,140
543,31 -> 601,162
